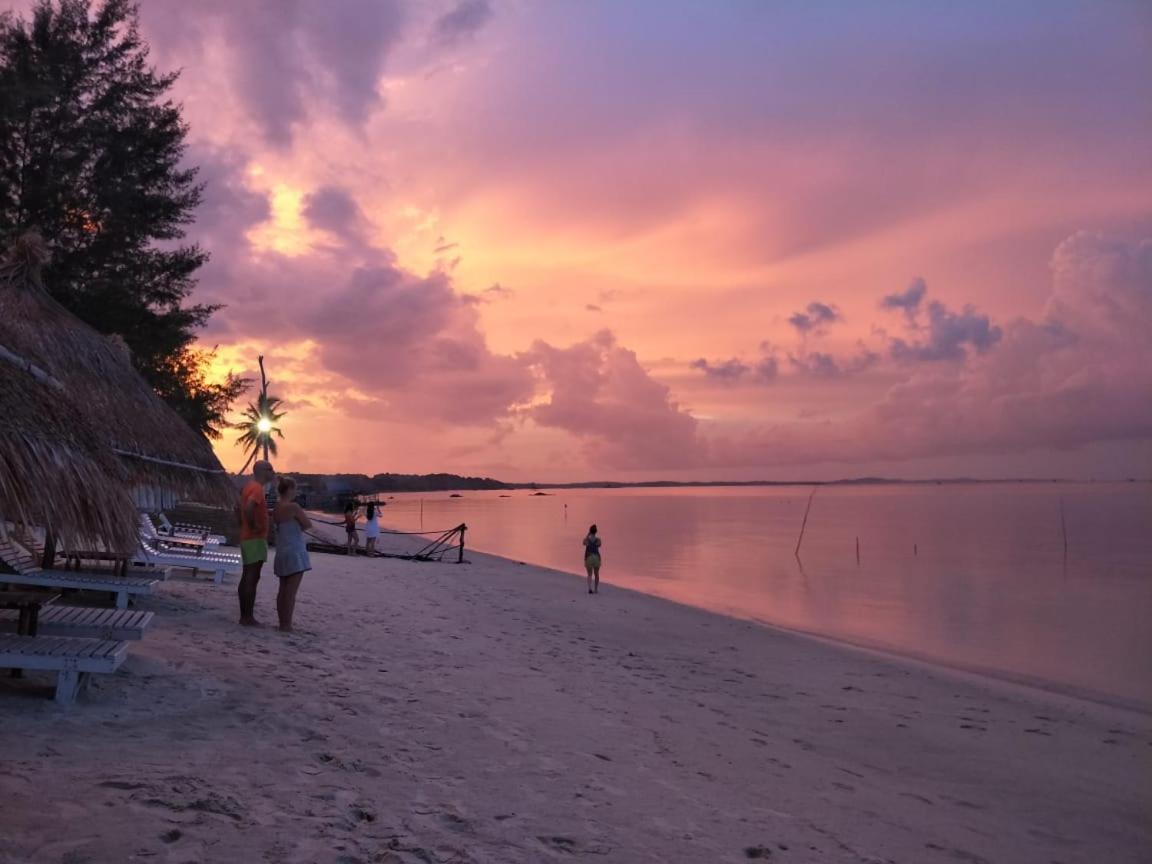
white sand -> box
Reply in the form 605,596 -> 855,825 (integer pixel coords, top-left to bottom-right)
0,544 -> 1149,863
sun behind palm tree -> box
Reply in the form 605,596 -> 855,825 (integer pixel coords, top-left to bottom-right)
234,392 -> 286,473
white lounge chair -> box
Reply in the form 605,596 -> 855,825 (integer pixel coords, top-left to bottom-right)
142,514 -> 220,551
134,534 -> 241,586
0,540 -> 159,610
0,635 -> 128,704
0,606 -> 153,641
0,568 -> 159,610
155,513 -> 225,545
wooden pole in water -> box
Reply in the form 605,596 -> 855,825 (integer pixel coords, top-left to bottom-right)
420,498 -> 424,530
794,486 -> 818,559
914,543 -> 918,557
855,536 -> 860,565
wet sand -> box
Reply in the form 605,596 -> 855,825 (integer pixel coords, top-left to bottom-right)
0,545 -> 1149,863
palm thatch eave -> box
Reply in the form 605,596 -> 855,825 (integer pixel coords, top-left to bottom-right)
0,233 -> 234,508
0,357 -> 141,552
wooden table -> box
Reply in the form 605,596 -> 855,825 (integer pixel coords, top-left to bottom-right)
0,590 -> 61,678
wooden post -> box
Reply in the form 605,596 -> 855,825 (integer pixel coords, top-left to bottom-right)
258,355 -> 270,462
41,530 -> 56,570
794,486 -> 818,559
458,523 -> 467,564
855,536 -> 860,565
914,543 -> 918,557
420,498 -> 424,530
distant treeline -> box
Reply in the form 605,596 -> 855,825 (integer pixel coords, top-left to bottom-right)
286,473 -> 509,506
282,472 -> 1108,508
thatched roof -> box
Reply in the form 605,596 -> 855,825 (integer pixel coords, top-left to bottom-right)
0,354 -> 141,551
0,233 -> 234,531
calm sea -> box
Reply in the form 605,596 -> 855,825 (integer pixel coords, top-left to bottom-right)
375,483 -> 1152,709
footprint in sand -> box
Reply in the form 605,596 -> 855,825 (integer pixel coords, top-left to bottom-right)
538,835 -> 581,852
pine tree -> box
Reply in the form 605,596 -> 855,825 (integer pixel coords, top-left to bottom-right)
0,0 -> 246,438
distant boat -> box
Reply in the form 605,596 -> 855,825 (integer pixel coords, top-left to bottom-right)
449,493 -> 463,498
499,494 -> 511,498
531,491 -> 550,496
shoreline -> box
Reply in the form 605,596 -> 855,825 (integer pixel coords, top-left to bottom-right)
4,536 -> 1146,861
442,535 -> 1152,719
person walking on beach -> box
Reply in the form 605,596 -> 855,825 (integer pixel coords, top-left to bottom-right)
237,459 -> 275,626
272,477 -> 312,632
343,502 -> 358,555
583,524 -> 602,594
363,501 -> 382,554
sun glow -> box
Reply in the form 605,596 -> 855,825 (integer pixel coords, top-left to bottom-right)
247,183 -> 314,256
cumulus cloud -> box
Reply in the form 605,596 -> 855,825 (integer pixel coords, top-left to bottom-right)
690,355 -> 779,384
305,264 -> 533,424
712,232 -> 1152,467
786,343 -> 880,378
880,277 -> 927,321
889,299 -> 1002,362
432,0 -> 494,47
788,300 -> 841,334
526,331 -> 705,469
1046,231 -> 1152,338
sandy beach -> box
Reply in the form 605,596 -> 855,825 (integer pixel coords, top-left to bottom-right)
1,545 -> 1149,864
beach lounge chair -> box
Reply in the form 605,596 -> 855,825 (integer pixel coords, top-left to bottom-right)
0,606 -> 153,641
134,534 -> 241,586
0,539 -> 159,610
141,514 -> 215,552
0,635 -> 128,704
0,568 -> 158,610
154,513 -> 225,545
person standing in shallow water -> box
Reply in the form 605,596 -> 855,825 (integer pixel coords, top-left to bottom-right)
583,524 -> 602,594
272,477 -> 312,632
237,459 -> 275,626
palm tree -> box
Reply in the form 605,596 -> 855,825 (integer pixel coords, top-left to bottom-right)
233,391 -> 286,474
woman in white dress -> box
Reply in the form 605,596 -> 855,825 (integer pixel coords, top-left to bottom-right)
363,502 -> 382,553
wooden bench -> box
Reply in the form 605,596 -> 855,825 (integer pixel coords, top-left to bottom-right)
0,570 -> 158,610
0,635 -> 128,704
0,606 -> 153,641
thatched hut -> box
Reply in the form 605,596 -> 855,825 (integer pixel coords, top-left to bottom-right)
0,233 -> 233,552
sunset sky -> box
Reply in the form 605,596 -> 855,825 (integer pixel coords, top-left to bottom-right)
24,0 -> 1152,481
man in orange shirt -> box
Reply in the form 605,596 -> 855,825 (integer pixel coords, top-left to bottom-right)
237,459 -> 275,626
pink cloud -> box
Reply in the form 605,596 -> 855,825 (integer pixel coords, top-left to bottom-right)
705,232 -> 1152,466
12,0 -> 1144,478
524,331 -> 706,470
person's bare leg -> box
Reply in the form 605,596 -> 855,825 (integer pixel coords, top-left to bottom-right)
277,573 -> 304,631
238,562 -> 263,625
586,564 -> 594,593
593,565 -> 600,593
